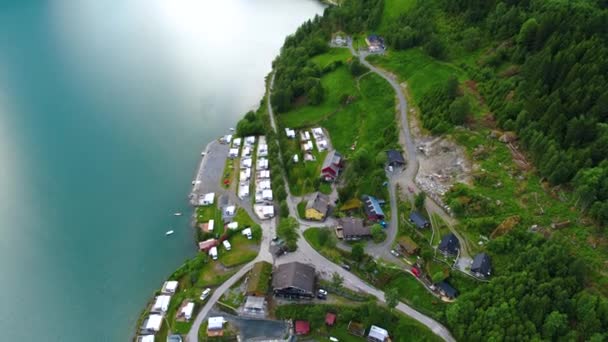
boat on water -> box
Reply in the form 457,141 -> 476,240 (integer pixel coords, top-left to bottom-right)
174,212 -> 182,216
201,152 -> 206,156
229,127 -> 235,131
166,230 -> 174,236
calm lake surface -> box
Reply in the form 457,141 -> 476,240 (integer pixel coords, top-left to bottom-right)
0,1 -> 324,340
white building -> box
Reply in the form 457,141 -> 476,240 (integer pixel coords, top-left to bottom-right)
262,206 -> 274,218
262,190 -> 273,201
242,146 -> 251,157
222,240 -> 232,250
207,219 -> 215,232
300,131 -> 311,141
317,139 -> 328,151
151,295 -> 171,313
285,128 -> 296,139
238,183 -> 250,199
145,314 -> 163,332
227,222 -> 238,230
257,158 -> 269,170
199,193 -> 215,206
312,127 -> 324,138
224,205 -> 236,216
257,143 -> 268,157
162,280 -> 178,294
137,335 -> 154,342
240,168 -> 251,182
257,170 -> 270,179
209,247 -> 218,260
208,316 -> 225,331
229,148 -> 239,159
241,158 -> 253,168
242,227 -> 252,239
302,141 -> 313,152
245,136 -> 256,146
368,325 -> 389,342
221,134 -> 232,144
232,138 -> 242,147
293,154 -> 299,163
181,302 -> 195,321
257,180 -> 271,190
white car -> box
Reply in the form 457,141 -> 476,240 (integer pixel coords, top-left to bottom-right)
222,240 -> 232,251
390,249 -> 400,257
200,288 -> 211,301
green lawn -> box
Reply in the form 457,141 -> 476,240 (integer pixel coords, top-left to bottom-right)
196,204 -> 222,225
311,48 -> 352,68
218,233 -> 258,267
386,272 -> 446,318
378,0 -> 417,31
303,227 -> 343,263
369,48 -> 465,101
297,200 -> 307,218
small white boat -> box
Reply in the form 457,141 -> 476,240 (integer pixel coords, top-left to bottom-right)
166,230 -> 174,236
201,152 -> 206,156
174,212 -> 182,216
229,127 -> 235,131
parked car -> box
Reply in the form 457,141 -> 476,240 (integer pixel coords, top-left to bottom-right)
411,267 -> 421,278
390,249 -> 400,257
275,246 -> 287,257
317,289 -> 328,299
272,236 -> 279,242
341,264 -> 351,271
200,288 -> 211,301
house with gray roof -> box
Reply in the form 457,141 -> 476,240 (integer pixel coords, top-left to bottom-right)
272,262 -> 316,299
471,253 -> 492,278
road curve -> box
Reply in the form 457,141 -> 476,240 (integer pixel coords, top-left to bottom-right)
267,68 -> 455,341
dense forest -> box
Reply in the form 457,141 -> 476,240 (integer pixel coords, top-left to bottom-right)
241,0 -> 608,339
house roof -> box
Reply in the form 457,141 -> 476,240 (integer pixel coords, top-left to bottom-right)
198,239 -> 217,251
340,198 -> 362,211
368,325 -> 389,341
409,211 -> 429,228
322,150 -> 342,170
145,314 -> 163,331
362,195 -> 385,218
208,316 -> 224,330
471,253 -> 492,276
307,192 -> 330,214
152,295 -> 171,312
338,217 -> 370,237
438,233 -> 460,255
325,312 -> 337,326
244,296 -> 265,310
398,236 -> 419,254
272,262 -> 315,294
295,320 -> 310,335
387,150 -> 405,165
436,281 -> 458,298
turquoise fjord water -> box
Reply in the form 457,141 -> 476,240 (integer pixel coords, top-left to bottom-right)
0,1 -> 324,341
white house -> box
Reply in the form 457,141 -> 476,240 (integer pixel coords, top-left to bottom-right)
199,193 -> 215,206
240,168 -> 251,182
262,190 -> 273,201
238,184 -> 250,199
317,139 -> 328,151
242,146 -> 251,157
245,136 -> 256,146
224,205 -> 236,216
145,314 -> 163,332
222,134 -> 232,144
257,180 -> 271,190
229,148 -> 239,159
312,127 -> 324,138
209,247 -> 218,260
257,170 -> 270,179
151,295 -> 171,313
138,335 -> 154,342
285,128 -> 296,139
258,144 -> 268,157
257,158 -> 269,170
300,131 -> 311,141
207,219 -> 215,232
181,302 -> 195,321
241,158 -> 253,169
232,138 -> 242,147
208,316 -> 225,331
262,206 -> 274,218
242,227 -> 252,239
302,141 -> 313,152
162,280 -> 178,294
222,240 -> 232,251
227,222 -> 238,230
368,325 -> 389,342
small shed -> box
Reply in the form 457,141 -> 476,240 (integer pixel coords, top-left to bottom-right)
436,281 -> 458,299
181,302 -> 194,321
198,239 -> 217,252
471,253 -> 492,278
295,320 -> 310,335
162,281 -> 178,294
386,150 -> 405,167
151,295 -> 171,313
409,211 -> 430,229
438,233 -> 460,256
325,312 -> 337,326
145,314 -> 163,332
368,325 -> 389,342
398,236 -> 420,255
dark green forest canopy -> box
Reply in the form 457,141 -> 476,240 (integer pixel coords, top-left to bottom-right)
242,0 -> 608,339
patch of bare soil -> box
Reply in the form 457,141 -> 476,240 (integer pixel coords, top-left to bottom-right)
415,136 -> 473,206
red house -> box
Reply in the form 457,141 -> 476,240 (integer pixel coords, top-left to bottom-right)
321,150 -> 343,182
325,312 -> 337,326
295,320 -> 310,335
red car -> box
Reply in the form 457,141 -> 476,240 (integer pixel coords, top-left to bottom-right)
411,267 -> 421,278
